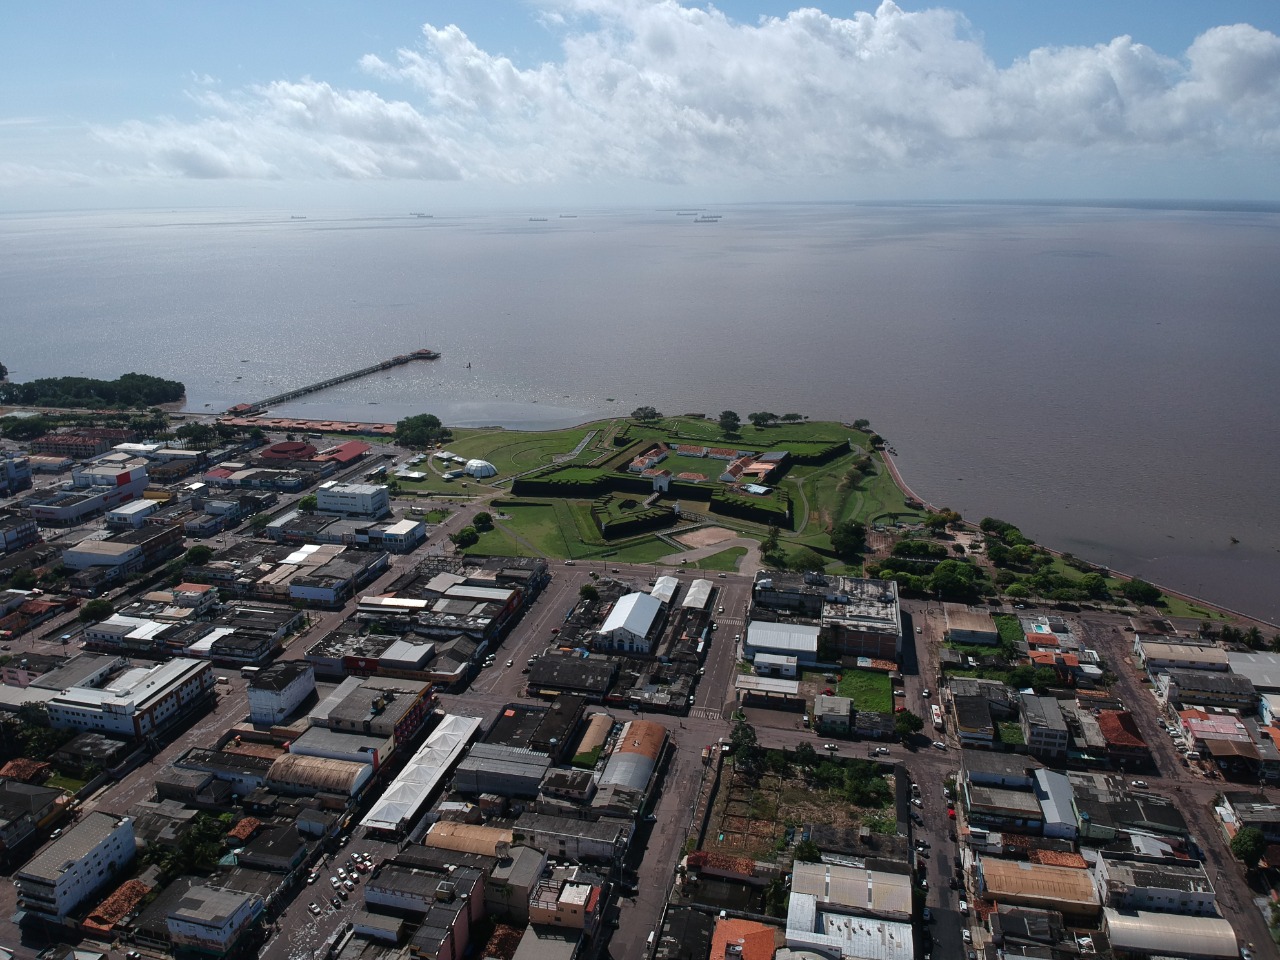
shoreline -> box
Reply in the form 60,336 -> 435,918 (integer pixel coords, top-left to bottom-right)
875,446 -> 1272,630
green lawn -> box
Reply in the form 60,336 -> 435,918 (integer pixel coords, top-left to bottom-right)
833,669 -> 893,713
394,470 -> 493,495
444,426 -> 596,476
462,526 -> 532,558
44,774 -> 88,795
694,546 -> 747,572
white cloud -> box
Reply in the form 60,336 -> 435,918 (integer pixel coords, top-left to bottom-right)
79,1 -> 1280,190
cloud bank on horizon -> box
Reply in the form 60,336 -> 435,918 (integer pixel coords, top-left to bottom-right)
15,0 -> 1280,200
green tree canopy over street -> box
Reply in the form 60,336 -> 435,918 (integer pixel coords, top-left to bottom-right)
1231,826 -> 1266,867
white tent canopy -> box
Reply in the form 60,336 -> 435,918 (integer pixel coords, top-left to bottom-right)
465,459 -> 497,478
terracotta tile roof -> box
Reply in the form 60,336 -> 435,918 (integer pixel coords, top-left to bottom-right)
1098,709 -> 1148,749
711,917 -> 776,960
226,816 -> 263,843
83,878 -> 151,932
676,472 -> 707,482
688,850 -> 757,876
0,759 -> 51,783
1029,850 -> 1088,868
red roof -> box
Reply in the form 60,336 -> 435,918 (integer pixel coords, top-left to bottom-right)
205,468 -> 234,479
0,758 -> 51,782
226,816 -> 263,843
314,440 -> 371,463
688,850 -> 757,876
1098,709 -> 1148,749
711,918 -> 776,960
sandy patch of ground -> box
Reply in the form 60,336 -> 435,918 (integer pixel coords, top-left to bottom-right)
675,526 -> 737,548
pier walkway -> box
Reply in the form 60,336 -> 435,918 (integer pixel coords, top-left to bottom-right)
226,349 -> 438,415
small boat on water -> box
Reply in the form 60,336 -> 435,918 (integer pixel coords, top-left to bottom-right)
529,217 -> 548,222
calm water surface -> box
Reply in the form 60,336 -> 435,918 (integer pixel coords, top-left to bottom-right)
2,203 -> 1278,621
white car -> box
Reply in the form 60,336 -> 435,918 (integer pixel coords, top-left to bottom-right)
822,743 -> 839,751
911,798 -> 923,808
932,741 -> 947,750
1130,779 -> 1148,789
962,929 -> 972,944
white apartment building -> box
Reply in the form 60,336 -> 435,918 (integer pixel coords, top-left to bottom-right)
247,661 -> 316,725
17,812 -> 134,920
315,481 -> 390,518
167,883 -> 264,955
46,658 -> 215,737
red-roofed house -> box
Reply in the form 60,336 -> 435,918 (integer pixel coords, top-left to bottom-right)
686,850 -> 761,883
629,444 -> 669,473
676,444 -> 708,457
710,917 -> 777,960
1098,710 -> 1152,765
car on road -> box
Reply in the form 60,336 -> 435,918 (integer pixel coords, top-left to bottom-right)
717,572 -> 726,578
922,907 -> 932,922
932,741 -> 947,750
922,688 -> 930,698
959,900 -> 969,915
126,953 -> 142,960
611,568 -> 620,572
910,798 -> 923,808
1241,948 -> 1255,960
916,626 -> 922,633
307,872 -> 318,884
644,814 -> 658,823
875,746 -> 890,755
1130,779 -> 1148,788
911,812 -> 924,825
962,929 -> 972,944
948,877 -> 958,889
822,743 -> 838,751
893,689 -> 906,697
563,560 -> 575,565
718,606 -> 724,613
506,659 -> 514,667
948,807 -> 957,819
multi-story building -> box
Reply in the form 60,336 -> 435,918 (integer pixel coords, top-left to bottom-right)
46,658 -> 215,738
952,695 -> 995,749
247,662 -> 316,725
1095,853 -> 1216,916
1020,695 -> 1069,760
1133,636 -> 1229,676
1157,669 -> 1257,711
16,812 -> 134,921
309,676 -> 433,747
0,454 -> 32,497
315,481 -> 390,519
528,870 -> 604,933
751,573 -> 902,662
596,592 -> 664,654
166,883 -> 264,956
0,515 -> 39,554
28,458 -> 149,525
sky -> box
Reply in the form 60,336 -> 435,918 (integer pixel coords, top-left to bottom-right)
3,0 -> 1279,210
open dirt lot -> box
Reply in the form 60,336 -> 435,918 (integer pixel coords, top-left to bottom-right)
675,526 -> 738,548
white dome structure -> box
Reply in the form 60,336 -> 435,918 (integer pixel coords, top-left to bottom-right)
464,459 -> 497,479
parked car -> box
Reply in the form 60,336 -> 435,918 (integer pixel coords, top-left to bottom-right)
932,741 -> 947,750
308,902 -> 321,916
822,743 -> 839,751
1130,779 -> 1148,789
911,798 -> 924,808
962,929 -> 972,944
894,689 -> 906,697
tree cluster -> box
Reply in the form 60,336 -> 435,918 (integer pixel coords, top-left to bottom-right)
450,526 -> 479,549
630,406 -> 662,422
747,411 -> 778,428
0,372 -> 184,408
829,519 -> 867,562
394,413 -> 452,448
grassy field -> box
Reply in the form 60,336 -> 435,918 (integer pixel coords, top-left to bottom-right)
444,425 -> 596,476
832,669 -> 893,713
462,526 -> 531,558
694,546 -> 747,572
394,469 -> 490,495
44,774 -> 88,795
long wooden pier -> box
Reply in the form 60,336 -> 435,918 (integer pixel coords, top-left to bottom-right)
227,349 -> 439,415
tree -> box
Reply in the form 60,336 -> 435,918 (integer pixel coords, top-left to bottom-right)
747,411 -> 777,428
781,413 -> 804,422
1231,826 -> 1267,868
852,418 -> 870,431
928,559 -> 980,599
298,495 -> 318,513
250,513 -> 273,531
185,545 -> 214,566
794,741 -> 818,768
450,526 -> 479,549
174,422 -> 216,449
763,525 -> 781,554
579,584 -> 600,603
1080,572 -> 1110,599
894,710 -> 924,738
1,414 -> 54,440
788,547 -> 828,572
630,405 -> 661,422
394,413 -> 451,448
473,511 -> 494,531
79,598 -> 114,622
1004,582 -> 1030,598
1120,578 -> 1161,605
0,361 -> 7,380
717,410 -> 741,435
794,839 -> 822,862
830,519 -> 867,561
